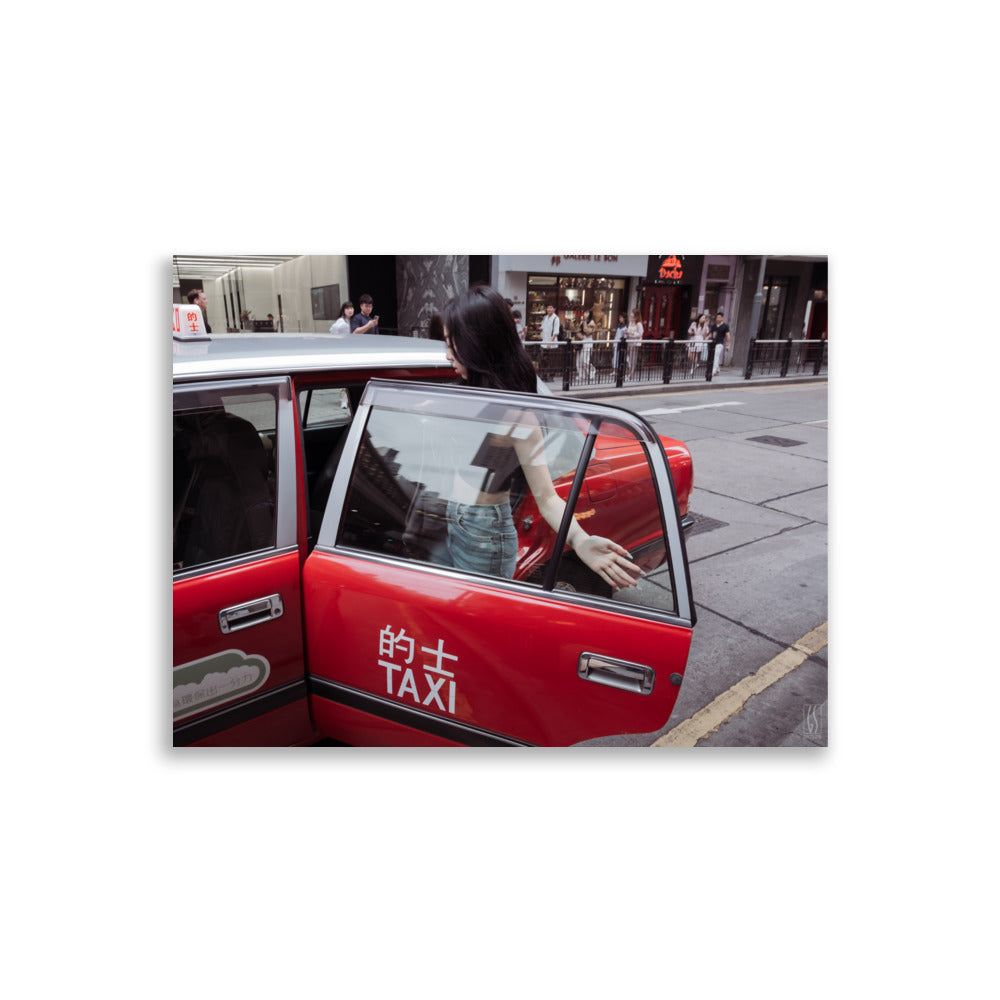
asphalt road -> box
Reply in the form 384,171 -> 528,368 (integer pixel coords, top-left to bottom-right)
579,380 -> 829,747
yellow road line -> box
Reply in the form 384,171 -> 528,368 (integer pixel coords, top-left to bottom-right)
652,622 -> 828,748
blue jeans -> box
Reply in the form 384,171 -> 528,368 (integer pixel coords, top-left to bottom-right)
445,500 -> 518,578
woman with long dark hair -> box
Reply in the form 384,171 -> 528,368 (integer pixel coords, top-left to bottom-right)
442,284 -> 538,393
435,285 -> 641,589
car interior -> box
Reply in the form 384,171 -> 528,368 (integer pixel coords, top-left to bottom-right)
173,406 -> 277,571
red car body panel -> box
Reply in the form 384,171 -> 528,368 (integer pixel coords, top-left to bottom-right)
303,554 -> 693,747
173,552 -> 316,746
512,431 -> 690,586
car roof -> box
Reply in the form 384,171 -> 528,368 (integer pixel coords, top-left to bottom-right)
173,332 -> 451,382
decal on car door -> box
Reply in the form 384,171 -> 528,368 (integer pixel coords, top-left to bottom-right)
173,649 -> 271,721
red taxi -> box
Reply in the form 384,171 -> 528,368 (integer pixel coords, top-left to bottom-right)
173,320 -> 697,746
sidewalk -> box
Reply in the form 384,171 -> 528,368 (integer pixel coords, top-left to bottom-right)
545,363 -> 828,401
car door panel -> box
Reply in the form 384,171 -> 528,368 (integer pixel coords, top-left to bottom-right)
173,377 -> 316,747
303,380 -> 695,747
173,552 -> 316,746
304,554 -> 692,746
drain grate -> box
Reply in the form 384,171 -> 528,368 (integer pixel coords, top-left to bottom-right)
685,512 -> 728,536
747,435 -> 806,448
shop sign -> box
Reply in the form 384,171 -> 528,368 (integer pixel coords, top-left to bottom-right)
499,255 -> 648,277
657,255 -> 685,283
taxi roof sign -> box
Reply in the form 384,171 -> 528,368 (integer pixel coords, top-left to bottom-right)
173,303 -> 211,342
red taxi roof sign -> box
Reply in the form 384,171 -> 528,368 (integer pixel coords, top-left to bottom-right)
173,303 -> 211,342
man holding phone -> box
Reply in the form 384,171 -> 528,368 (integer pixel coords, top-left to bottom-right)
350,293 -> 380,335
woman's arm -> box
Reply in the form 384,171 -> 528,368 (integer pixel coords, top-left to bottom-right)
512,424 -> 642,590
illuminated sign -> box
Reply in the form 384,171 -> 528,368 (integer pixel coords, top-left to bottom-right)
658,255 -> 684,281
172,303 -> 210,341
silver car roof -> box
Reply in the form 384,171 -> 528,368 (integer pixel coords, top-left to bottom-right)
173,332 -> 451,382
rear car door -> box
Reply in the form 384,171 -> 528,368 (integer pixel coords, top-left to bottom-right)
173,377 -> 316,746
303,380 -> 696,747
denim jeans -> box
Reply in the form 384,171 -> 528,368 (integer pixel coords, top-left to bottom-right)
445,500 -> 518,578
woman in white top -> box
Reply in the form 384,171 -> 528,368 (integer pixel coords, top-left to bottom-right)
575,309 -> 597,382
687,312 -> 709,372
626,309 -> 644,377
329,301 -> 354,335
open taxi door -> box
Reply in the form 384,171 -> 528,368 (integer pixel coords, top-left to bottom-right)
303,380 -> 696,746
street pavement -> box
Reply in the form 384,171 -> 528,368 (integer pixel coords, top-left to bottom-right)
564,367 -> 829,748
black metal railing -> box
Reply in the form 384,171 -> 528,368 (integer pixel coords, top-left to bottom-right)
743,338 -> 828,380
518,337 -> 826,391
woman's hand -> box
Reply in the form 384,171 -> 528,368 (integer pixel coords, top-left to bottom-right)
574,535 -> 643,590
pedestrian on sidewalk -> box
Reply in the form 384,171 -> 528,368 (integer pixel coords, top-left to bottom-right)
540,303 -> 560,380
612,312 -> 628,371
575,309 -> 597,382
351,294 -> 380,335
186,288 -> 212,333
709,310 -> 731,375
329,300 -> 354,335
688,312 -> 709,374
626,309 -> 644,378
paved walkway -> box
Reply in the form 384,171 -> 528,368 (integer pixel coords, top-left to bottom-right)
547,363 -> 828,400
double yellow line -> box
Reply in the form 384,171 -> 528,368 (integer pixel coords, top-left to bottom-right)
652,622 -> 828,747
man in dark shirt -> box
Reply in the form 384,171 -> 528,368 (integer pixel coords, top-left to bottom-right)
710,311 -> 731,374
186,288 -> 212,334
350,293 -> 380,335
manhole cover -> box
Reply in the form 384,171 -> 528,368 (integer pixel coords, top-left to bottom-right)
747,435 -> 806,448
685,512 -> 728,536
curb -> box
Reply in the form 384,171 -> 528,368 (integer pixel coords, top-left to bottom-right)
549,373 -> 828,400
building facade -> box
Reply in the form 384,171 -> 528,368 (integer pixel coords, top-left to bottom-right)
173,254 -> 828,366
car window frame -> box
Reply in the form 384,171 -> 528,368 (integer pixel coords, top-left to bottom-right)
172,376 -> 298,581
315,378 -> 695,628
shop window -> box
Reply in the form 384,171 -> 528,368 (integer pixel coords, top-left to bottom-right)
526,275 -> 626,341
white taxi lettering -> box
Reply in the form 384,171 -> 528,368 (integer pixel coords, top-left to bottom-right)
378,625 -> 415,694
397,668 -> 420,701
378,625 -> 459,715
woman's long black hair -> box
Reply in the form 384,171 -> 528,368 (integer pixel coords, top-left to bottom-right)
441,284 -> 538,393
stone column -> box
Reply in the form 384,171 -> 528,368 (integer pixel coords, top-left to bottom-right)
395,256 -> 470,337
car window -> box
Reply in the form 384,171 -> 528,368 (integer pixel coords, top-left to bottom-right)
334,392 -> 677,613
173,386 -> 278,572
297,387 -> 352,428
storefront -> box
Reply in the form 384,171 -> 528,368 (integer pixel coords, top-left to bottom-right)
496,256 -> 648,341
639,255 -> 705,341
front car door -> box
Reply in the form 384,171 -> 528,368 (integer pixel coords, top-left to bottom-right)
303,380 -> 695,746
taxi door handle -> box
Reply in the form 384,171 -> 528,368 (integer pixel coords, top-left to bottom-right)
218,594 -> 284,634
578,653 -> 655,695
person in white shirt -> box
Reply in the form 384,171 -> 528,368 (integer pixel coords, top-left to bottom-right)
329,301 -> 354,335
540,303 -> 560,345
539,303 -> 561,381
626,309 -> 644,377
